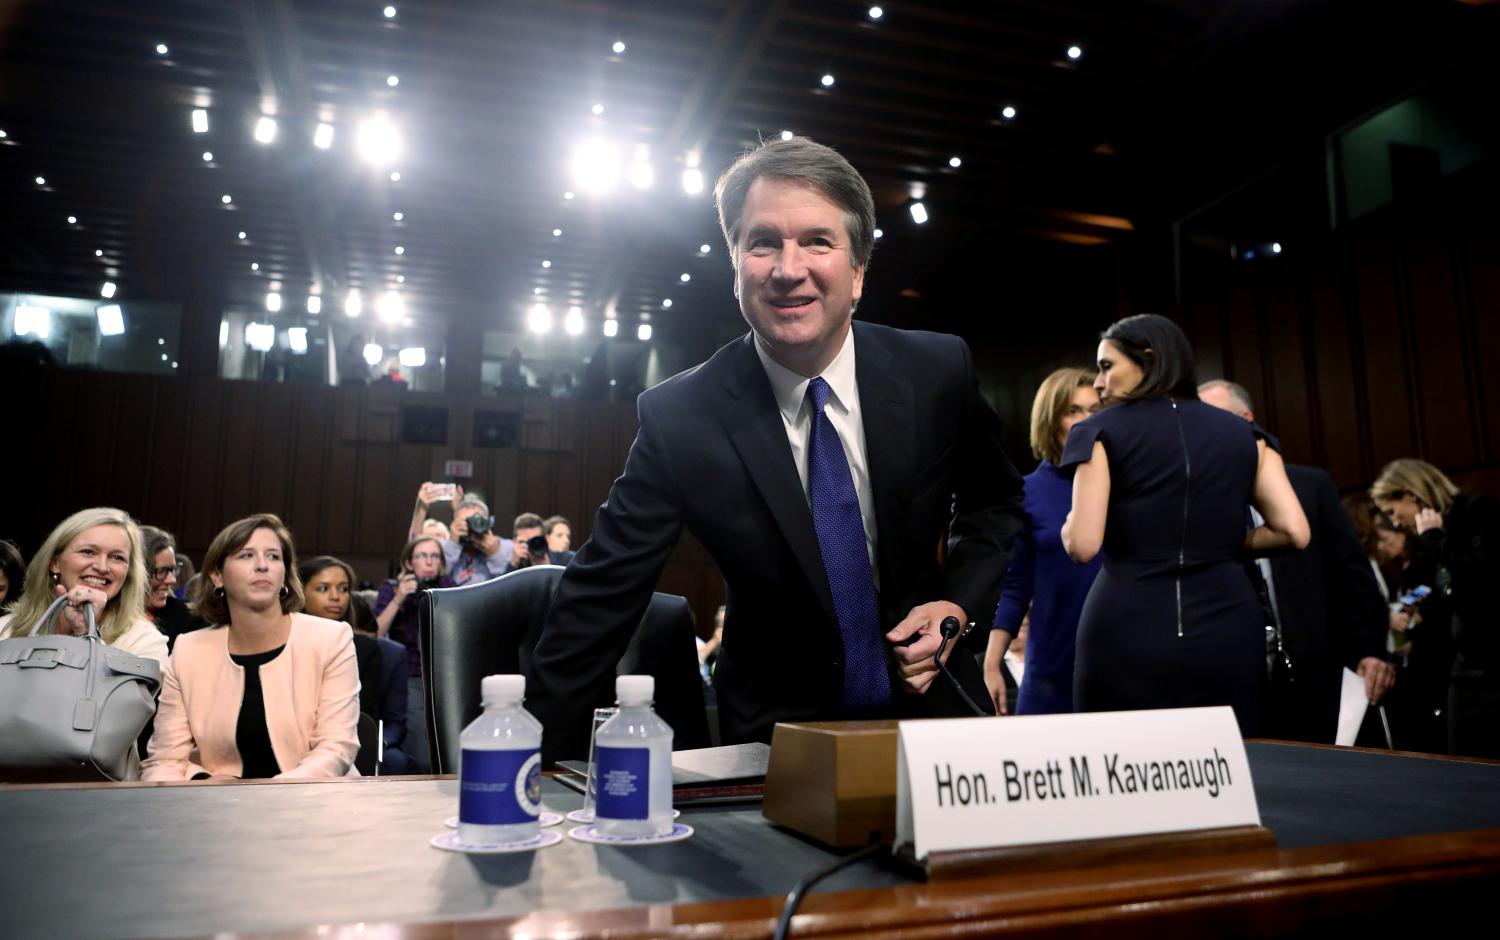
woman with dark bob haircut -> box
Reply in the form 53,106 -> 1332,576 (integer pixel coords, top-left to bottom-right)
142,514 -> 360,780
1059,314 -> 1309,735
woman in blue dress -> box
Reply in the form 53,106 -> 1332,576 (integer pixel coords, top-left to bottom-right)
985,367 -> 1102,715
1060,315 -> 1309,735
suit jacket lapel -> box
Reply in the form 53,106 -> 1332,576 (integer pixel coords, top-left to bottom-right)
854,324 -> 914,606
721,335 -> 838,626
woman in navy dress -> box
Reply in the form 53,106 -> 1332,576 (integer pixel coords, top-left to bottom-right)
985,367 -> 1102,715
1060,315 -> 1309,735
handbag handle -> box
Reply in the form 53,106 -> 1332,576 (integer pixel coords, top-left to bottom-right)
27,594 -> 100,640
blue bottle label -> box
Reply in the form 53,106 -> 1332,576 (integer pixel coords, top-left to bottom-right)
595,746 -> 650,820
460,748 -> 541,825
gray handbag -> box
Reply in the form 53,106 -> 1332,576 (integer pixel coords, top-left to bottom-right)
0,595 -> 162,781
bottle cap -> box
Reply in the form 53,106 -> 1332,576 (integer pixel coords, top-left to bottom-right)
482,674 -> 524,704
616,674 -> 654,705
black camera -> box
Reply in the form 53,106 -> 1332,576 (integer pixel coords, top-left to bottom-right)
526,534 -> 548,556
464,513 -> 495,544
416,577 -> 441,594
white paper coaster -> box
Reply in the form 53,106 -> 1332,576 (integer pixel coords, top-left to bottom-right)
566,808 -> 679,824
446,812 -> 563,829
566,822 -> 694,845
430,829 -> 562,854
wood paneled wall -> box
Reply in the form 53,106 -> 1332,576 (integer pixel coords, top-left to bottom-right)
0,373 -> 726,635
1176,166 -> 1499,495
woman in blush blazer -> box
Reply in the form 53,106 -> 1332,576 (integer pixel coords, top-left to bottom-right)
142,514 -> 360,781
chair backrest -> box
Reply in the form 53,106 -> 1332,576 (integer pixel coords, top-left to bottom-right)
353,711 -> 379,776
420,565 -> 710,773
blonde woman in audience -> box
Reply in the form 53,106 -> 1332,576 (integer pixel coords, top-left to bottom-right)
142,514 -> 359,781
0,508 -> 167,670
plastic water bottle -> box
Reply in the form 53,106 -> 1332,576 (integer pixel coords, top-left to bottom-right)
458,674 -> 542,845
593,675 -> 674,838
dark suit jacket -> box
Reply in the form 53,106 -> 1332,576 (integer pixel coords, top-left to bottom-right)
1264,464 -> 1389,742
529,323 -> 1025,761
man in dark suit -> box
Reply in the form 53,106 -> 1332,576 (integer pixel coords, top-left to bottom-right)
1200,380 -> 1395,742
528,138 -> 1025,761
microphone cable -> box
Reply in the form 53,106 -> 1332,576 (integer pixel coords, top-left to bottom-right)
772,835 -> 889,940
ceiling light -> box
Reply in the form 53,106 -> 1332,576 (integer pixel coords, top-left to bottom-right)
394,245 -> 405,255
34,176 -> 45,186
95,249 -> 104,257
389,171 -> 401,182
238,231 -> 247,239
1002,105 -> 1017,120
638,323 -> 653,341
221,194 -> 232,204
780,130 -> 794,141
563,190 -> 575,200
395,275 -> 405,283
699,243 -> 711,253
192,109 -> 209,133
679,273 -> 690,282
254,116 -> 277,144
155,43 -> 169,56
314,123 -> 334,149
948,156 -> 962,168
603,319 -> 618,337
1067,45 -> 1083,60
0,130 -> 7,138
681,168 -> 704,195
869,5 -> 884,19
565,306 -> 584,335
820,73 -> 835,87
306,295 -> 322,315
909,202 -> 928,224
377,291 -> 404,323
570,139 -> 621,193
96,305 -> 125,337
220,322 -> 228,347
612,40 -> 626,54
393,211 -> 404,221
591,103 -> 604,115
100,281 -> 117,299
399,347 -> 426,368
363,343 -> 383,366
202,151 -> 213,162
552,228 -> 563,238
527,303 -> 553,334
383,5 -> 396,18
873,228 -> 884,239
265,291 -> 282,312
386,75 -> 399,87
246,322 -> 275,352
287,327 -> 308,353
356,115 -> 402,165
344,289 -> 363,317
250,262 -> 260,271
67,215 -> 78,224
661,298 -> 673,308
533,287 -> 543,295
1272,242 -> 1283,254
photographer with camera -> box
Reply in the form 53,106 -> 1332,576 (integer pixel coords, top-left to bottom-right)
408,483 -> 513,586
372,536 -> 454,774
504,513 -> 556,573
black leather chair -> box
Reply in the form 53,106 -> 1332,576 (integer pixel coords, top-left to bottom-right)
419,565 -> 711,772
354,711 -> 380,776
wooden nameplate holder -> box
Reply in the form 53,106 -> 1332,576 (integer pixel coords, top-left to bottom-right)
762,719 -> 1276,878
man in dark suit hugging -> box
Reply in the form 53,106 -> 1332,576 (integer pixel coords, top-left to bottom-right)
529,137 -> 1026,761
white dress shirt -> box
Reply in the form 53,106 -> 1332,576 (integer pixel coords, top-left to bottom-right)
753,328 -> 878,573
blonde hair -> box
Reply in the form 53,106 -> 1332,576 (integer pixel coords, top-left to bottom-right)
191,514 -> 305,624
1371,458 -> 1460,515
1,508 -> 148,645
1029,367 -> 1096,465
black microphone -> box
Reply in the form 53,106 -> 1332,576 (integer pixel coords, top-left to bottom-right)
936,616 -> 989,717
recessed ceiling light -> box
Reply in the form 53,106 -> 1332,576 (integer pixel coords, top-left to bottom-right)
100,281 -> 117,299
396,275 -> 405,283
254,116 -> 277,144
661,298 -> 673,308
1002,105 -> 1017,120
1272,242 -> 1283,254
387,75 -> 400,87
266,292 -> 282,312
1067,45 -> 1083,60
67,215 -> 78,224
591,103 -> 604,115
0,130 -> 8,139
389,171 -> 401,181
541,260 -> 552,268
612,40 -> 626,54
869,6 -> 884,19
948,156 -> 962,168
238,231 -> 247,239
603,319 -> 619,337
873,228 -> 884,239
34,176 -> 45,186
820,73 -> 835,87
221,194 -> 232,204
393,211 -> 404,221
679,273 -> 690,282
565,306 -> 585,336
357,115 -> 402,165
191,109 -> 208,133
383,6 -> 397,18
306,295 -> 322,315
314,123 -> 334,149
564,191 -> 575,200
155,43 -> 169,56
527,303 -> 553,334
394,245 -> 405,255
202,151 -> 213,162
345,289 -> 363,317
533,287 -> 543,295
638,323 -> 653,341
909,202 -> 928,224
680,169 -> 703,195
780,130 -> 794,141
95,249 -> 104,257
699,243 -> 711,253
251,262 -> 260,271
553,228 -> 563,237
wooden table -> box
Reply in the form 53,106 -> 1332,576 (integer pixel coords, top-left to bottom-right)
3,741 -> 1498,938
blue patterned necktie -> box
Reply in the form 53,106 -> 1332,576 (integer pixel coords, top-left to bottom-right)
805,377 -> 891,712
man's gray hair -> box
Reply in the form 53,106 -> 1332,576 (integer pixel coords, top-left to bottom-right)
456,495 -> 489,515
1199,379 -> 1255,415
713,136 -> 876,272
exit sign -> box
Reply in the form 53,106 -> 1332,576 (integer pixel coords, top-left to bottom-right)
444,459 -> 474,479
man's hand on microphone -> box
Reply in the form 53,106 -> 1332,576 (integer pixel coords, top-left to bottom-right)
885,600 -> 966,695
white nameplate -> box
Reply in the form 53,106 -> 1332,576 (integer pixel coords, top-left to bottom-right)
896,706 -> 1260,860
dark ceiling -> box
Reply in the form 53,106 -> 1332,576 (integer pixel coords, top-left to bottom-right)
0,0 -> 1492,349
